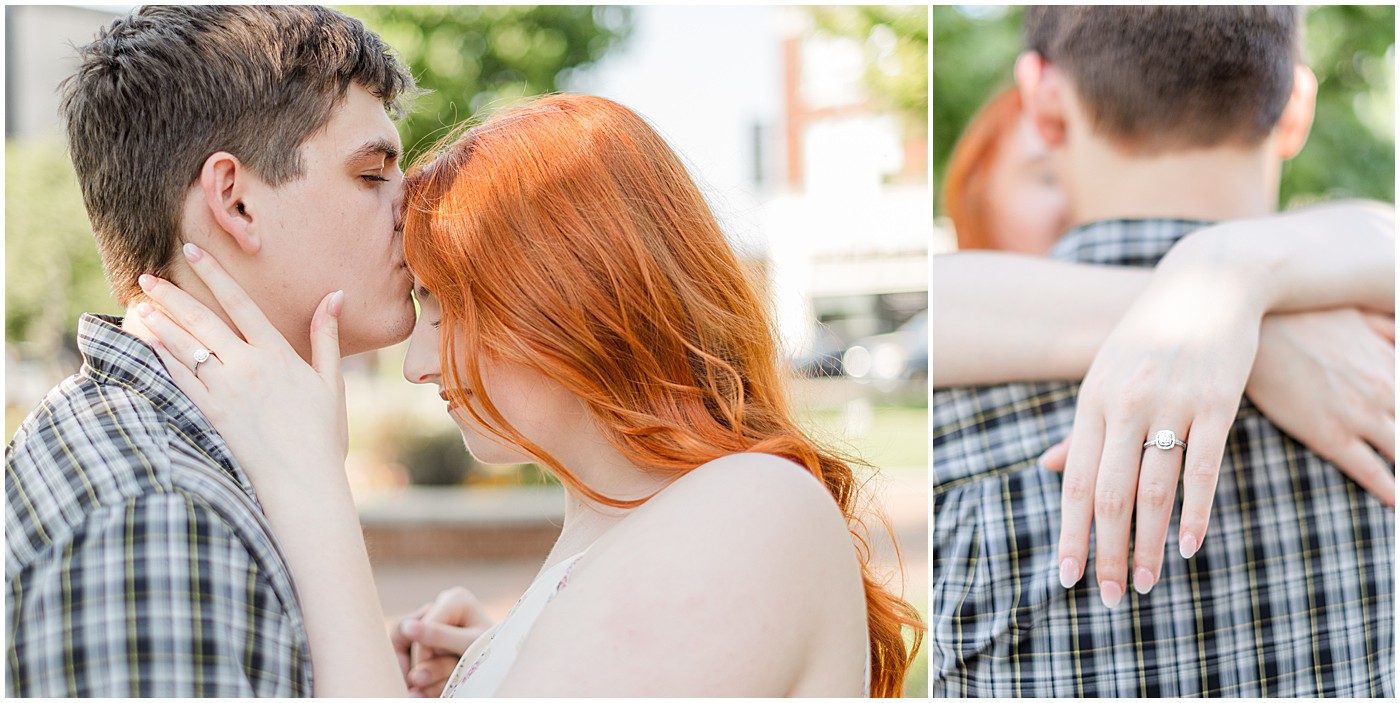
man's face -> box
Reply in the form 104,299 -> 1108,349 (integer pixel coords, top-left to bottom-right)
243,84 -> 415,357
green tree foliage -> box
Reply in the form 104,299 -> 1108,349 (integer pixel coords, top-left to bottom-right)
339,5 -> 633,162
811,5 -> 929,136
931,5 -> 1024,213
932,5 -> 1395,213
5,138 -> 121,356
1282,5 -> 1395,207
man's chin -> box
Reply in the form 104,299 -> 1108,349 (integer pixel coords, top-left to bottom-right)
339,304 -> 415,356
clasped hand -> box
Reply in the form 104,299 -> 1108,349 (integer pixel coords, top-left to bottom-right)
1043,269 -> 1395,609
390,587 -> 494,697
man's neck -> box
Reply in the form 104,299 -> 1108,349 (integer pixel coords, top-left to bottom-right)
1064,137 -> 1280,227
119,268 -> 243,355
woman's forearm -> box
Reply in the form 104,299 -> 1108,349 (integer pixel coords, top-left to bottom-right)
1166,200 -> 1395,315
932,200 -> 1396,388
931,252 -> 1147,386
258,476 -> 408,697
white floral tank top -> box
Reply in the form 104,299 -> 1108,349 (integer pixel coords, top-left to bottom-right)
442,550 -> 588,697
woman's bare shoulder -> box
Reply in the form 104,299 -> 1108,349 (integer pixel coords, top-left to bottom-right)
600,451 -> 860,600
499,452 -> 867,696
650,452 -> 849,523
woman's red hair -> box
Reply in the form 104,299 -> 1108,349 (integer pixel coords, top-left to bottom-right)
942,86 -> 1023,250
403,94 -> 922,696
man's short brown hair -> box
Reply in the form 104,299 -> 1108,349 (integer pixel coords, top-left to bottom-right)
59,5 -> 416,304
1025,6 -> 1302,153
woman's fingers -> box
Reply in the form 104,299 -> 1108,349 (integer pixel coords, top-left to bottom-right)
1039,437 -> 1070,472
408,654 -> 463,697
149,337 -> 213,410
1090,426 -> 1150,608
1131,421 -> 1189,596
1058,413 -> 1106,589
391,603 -> 433,677
1371,334 -> 1394,417
1177,414 -> 1232,559
406,621 -> 487,654
138,273 -> 245,357
1361,312 -> 1395,344
138,303 -> 224,383
311,290 -> 345,384
1330,437 -> 1396,507
179,243 -> 287,348
1364,415 -> 1395,463
412,586 -> 491,653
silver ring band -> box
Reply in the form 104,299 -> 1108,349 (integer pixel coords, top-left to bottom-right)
1144,429 -> 1186,451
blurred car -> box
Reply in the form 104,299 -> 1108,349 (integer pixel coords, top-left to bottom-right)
792,323 -> 848,378
842,310 -> 928,382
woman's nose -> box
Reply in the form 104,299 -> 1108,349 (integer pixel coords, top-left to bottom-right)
402,333 -> 438,385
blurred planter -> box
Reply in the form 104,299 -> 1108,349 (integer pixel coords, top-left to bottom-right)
399,428 -> 476,486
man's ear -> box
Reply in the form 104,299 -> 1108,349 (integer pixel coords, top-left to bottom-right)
199,151 -> 261,254
1273,65 -> 1318,160
1015,51 -> 1067,148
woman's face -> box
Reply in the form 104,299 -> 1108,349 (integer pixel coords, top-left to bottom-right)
983,114 -> 1071,255
402,279 -> 585,465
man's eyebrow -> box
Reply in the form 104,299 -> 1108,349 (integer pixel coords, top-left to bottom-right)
346,138 -> 400,166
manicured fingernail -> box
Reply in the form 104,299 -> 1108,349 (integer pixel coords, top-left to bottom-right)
183,242 -> 203,261
136,302 -> 153,317
329,290 -> 345,318
1180,532 -> 1199,559
400,619 -> 421,637
1100,580 -> 1124,608
138,274 -> 154,290
1133,567 -> 1155,594
1059,558 -> 1080,589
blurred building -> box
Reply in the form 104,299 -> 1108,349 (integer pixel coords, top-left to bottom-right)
759,8 -> 929,369
4,5 -> 125,139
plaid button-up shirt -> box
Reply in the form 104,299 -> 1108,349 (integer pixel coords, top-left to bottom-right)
931,219 -> 1395,697
6,314 -> 313,696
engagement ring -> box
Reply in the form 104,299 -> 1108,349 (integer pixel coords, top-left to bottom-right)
1144,429 -> 1186,451
192,348 -> 214,377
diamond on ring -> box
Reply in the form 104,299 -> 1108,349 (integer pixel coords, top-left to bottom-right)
193,348 -> 212,377
1144,430 -> 1186,450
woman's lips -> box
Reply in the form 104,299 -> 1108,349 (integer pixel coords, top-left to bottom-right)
439,388 -> 471,409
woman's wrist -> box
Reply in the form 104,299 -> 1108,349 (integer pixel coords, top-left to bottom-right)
1155,225 -> 1277,320
1166,201 -> 1395,316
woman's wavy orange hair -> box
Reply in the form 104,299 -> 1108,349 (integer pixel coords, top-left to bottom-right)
403,94 -> 923,696
942,86 -> 1023,250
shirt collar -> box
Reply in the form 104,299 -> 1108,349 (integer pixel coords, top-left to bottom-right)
1049,218 -> 1214,267
77,313 -> 256,496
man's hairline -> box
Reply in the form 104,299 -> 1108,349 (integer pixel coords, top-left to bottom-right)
1039,55 -> 1299,154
